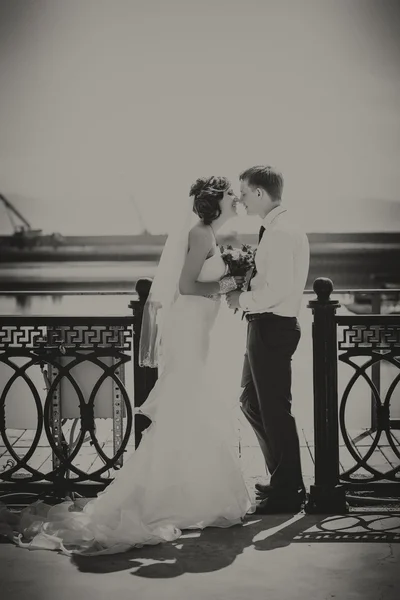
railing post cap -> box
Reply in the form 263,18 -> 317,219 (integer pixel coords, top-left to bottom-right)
135,277 -> 153,302
313,277 -> 334,302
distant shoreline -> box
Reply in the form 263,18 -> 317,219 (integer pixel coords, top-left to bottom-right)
0,232 -> 399,291
0,232 -> 399,263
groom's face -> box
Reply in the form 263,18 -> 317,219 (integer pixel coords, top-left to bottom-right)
240,179 -> 260,216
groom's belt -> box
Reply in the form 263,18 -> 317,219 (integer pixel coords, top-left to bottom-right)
245,312 -> 296,323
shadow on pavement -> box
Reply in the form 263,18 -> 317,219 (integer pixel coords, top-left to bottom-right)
71,511 -> 400,578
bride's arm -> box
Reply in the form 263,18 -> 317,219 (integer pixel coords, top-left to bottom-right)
179,227 -> 237,297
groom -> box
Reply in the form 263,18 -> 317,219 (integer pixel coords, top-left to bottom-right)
227,165 -> 310,513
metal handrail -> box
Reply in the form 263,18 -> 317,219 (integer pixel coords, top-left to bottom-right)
0,290 -> 137,296
1,288 -> 399,296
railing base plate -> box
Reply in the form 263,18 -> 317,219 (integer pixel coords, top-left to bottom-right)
305,484 -> 349,514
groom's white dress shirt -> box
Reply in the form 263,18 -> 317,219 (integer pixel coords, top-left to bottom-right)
239,206 -> 310,318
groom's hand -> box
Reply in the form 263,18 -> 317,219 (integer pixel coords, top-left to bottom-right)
226,290 -> 242,310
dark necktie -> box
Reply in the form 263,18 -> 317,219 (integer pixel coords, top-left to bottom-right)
248,225 -> 265,283
241,225 -> 266,318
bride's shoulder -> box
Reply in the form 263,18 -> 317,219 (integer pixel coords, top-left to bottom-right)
189,222 -> 212,243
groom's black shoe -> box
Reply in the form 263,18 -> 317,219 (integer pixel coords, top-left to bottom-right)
254,489 -> 306,514
255,482 -> 306,499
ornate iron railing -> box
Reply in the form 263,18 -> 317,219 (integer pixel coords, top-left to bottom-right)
1,280 -> 399,512
306,279 -> 400,513
0,281 -> 159,505
0,316 -> 134,502
337,315 -> 400,486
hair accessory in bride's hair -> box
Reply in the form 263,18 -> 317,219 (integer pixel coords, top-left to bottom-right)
193,177 -> 229,198
207,186 -> 229,194
195,177 -> 214,197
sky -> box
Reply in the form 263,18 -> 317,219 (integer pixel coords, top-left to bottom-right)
0,0 -> 399,234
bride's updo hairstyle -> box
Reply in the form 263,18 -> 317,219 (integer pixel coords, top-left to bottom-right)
190,176 -> 230,225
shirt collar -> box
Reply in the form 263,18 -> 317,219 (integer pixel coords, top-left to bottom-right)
262,205 -> 287,228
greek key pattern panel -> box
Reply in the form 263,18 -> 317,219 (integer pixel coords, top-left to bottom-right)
0,324 -> 133,351
338,324 -> 400,352
0,325 -> 47,349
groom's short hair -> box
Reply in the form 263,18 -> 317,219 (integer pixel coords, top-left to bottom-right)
239,166 -> 283,201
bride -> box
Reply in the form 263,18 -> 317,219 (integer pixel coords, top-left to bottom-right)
2,176 -> 255,555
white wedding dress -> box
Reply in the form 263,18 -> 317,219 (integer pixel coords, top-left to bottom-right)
3,251 -> 254,555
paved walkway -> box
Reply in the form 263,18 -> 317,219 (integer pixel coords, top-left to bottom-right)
1,510 -> 399,600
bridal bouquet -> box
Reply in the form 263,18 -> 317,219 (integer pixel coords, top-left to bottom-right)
220,244 -> 255,279
220,244 -> 255,313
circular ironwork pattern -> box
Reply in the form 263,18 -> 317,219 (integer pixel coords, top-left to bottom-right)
338,352 -> 400,483
0,351 -> 133,488
43,352 -> 133,482
0,355 -> 44,481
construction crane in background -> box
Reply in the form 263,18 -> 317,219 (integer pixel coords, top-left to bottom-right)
0,193 -> 40,234
0,193 -> 63,249
129,195 -> 153,235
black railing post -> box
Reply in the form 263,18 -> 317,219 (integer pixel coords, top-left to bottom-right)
129,277 -> 158,449
370,292 -> 381,431
306,277 -> 348,514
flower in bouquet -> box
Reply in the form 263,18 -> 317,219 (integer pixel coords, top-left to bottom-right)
220,244 -> 255,278
219,244 -> 255,314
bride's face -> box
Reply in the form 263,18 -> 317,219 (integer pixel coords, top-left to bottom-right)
219,188 -> 239,220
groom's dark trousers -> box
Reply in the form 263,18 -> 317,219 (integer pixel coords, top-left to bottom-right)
240,311 -> 305,495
